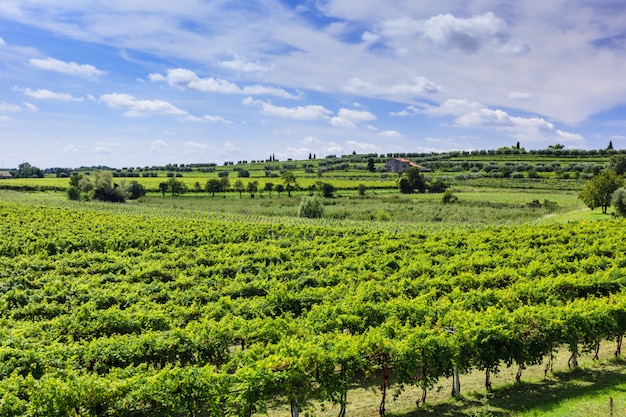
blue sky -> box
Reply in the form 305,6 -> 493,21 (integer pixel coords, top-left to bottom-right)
1,0 -> 625,169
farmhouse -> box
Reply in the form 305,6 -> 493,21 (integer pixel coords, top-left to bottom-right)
386,158 -> 430,173
0,171 -> 12,180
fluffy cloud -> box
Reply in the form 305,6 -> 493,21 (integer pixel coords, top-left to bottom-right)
150,140 -> 168,152
330,108 -> 376,128
0,101 -> 20,111
345,140 -> 379,151
18,87 -> 84,102
374,12 -> 528,55
100,93 -> 187,117
219,50 -> 273,73
379,130 -> 403,138
243,97 -> 332,120
344,77 -> 440,98
30,57 -> 105,77
399,98 -> 584,144
150,68 -> 296,98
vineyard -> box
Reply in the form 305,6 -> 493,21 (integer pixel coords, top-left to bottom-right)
1,197 -> 626,417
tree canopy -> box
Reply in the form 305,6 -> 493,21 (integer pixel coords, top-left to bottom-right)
578,170 -> 624,214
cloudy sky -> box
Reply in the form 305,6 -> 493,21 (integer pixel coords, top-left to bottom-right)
1,1 -> 625,168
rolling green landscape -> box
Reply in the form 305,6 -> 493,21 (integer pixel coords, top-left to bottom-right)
2,149 -> 626,417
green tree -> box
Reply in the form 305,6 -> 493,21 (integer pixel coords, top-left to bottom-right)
406,167 -> 426,193
67,186 -> 81,201
399,178 -> 412,194
79,171 -> 127,202
579,170 -> 624,214
367,157 -> 375,172
319,182 -> 336,198
206,179 -> 223,197
234,179 -> 245,198
158,181 -> 169,197
247,180 -> 259,198
275,184 -> 285,197
167,177 -> 187,196
128,181 -> 146,200
264,182 -> 274,197
11,162 -> 44,178
358,183 -> 366,196
611,188 -> 626,217
609,154 -> 626,175
282,171 -> 297,197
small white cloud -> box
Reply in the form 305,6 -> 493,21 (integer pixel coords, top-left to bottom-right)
361,31 -> 380,43
95,146 -> 112,155
185,141 -> 210,151
345,77 -> 440,98
346,140 -> 379,151
100,93 -> 187,117
508,91 -> 534,100
22,102 -> 37,111
63,145 -> 80,153
30,57 -> 105,77
18,87 -> 84,102
610,135 -> 626,141
150,140 -> 168,152
0,37 -> 5,46
303,136 -> 321,144
150,68 -> 297,99
203,115 -> 232,123
380,130 -> 403,138
330,108 -> 376,128
0,101 -> 20,111
219,50 -> 273,73
243,97 -> 333,120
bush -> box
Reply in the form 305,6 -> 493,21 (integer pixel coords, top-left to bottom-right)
67,186 -> 81,201
442,190 -> 458,204
612,188 -> 626,217
298,196 -> 324,218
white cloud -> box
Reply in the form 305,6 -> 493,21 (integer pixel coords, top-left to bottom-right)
345,77 -> 440,98
423,12 -> 527,54
243,97 -> 332,120
345,140 -> 379,151
22,102 -> 38,111
100,93 -> 187,117
30,57 -> 105,77
203,115 -> 232,123
508,91 -> 534,100
0,101 -> 20,111
150,140 -> 168,152
63,144 -> 80,153
380,130 -> 403,138
185,141 -> 210,150
454,107 -> 584,144
18,87 -> 84,102
219,50 -> 273,73
330,108 -> 376,128
393,99 -> 483,117
0,37 -> 5,46
150,68 -> 297,98
303,136 -> 321,145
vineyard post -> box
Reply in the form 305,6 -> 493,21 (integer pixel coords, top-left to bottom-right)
444,326 -> 461,398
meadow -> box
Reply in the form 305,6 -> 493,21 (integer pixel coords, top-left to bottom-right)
0,150 -> 625,417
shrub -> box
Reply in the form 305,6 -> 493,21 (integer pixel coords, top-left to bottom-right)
442,190 -> 458,204
298,196 -> 324,218
67,186 -> 81,201
611,188 -> 626,217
